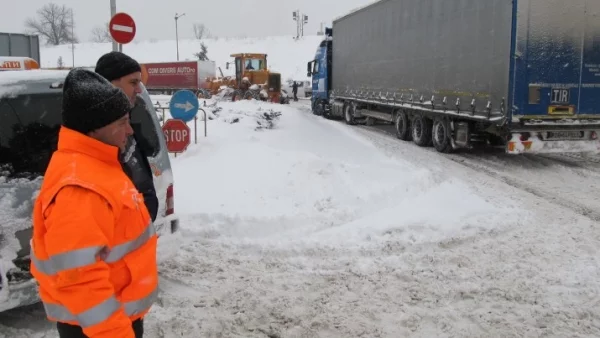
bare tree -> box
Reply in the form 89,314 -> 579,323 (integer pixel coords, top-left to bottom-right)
25,3 -> 78,45
193,23 -> 208,40
91,23 -> 111,43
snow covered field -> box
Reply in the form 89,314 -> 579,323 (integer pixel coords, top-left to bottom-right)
40,35 -> 322,82
1,98 -> 599,337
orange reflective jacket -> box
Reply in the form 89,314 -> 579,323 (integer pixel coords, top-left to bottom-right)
30,127 -> 158,338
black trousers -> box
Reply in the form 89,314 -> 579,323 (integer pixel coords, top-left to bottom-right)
57,318 -> 143,338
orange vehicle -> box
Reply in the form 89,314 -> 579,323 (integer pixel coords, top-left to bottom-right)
0,56 -> 40,71
204,53 -> 284,103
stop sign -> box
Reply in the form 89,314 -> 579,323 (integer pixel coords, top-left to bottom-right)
162,119 -> 191,153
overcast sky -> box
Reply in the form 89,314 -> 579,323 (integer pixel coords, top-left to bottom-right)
0,0 -> 375,43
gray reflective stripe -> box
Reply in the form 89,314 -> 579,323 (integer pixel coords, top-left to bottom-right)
105,223 -> 156,263
43,296 -> 120,328
43,288 -> 157,326
30,245 -> 104,275
124,286 -> 158,316
31,222 -> 156,276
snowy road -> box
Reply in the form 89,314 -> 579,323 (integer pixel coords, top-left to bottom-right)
1,100 -> 599,338
356,122 -> 600,223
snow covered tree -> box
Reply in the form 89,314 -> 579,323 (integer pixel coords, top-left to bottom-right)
194,42 -> 209,61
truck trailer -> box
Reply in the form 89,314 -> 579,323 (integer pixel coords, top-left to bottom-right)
140,60 -> 216,97
307,0 -> 600,154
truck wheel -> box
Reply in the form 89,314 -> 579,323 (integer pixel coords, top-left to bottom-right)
344,102 -> 356,125
432,118 -> 453,153
313,99 -> 324,116
411,115 -> 432,147
244,90 -> 260,100
394,110 -> 411,141
232,89 -> 244,102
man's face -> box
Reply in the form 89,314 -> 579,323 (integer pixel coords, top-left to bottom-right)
88,114 -> 134,151
112,72 -> 142,105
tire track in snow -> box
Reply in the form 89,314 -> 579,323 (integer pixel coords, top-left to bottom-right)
340,122 -> 600,222
446,155 -> 600,222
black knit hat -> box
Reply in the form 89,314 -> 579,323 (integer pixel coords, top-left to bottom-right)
62,68 -> 132,134
95,51 -> 142,82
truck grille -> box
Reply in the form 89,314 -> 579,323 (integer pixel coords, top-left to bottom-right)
268,73 -> 281,91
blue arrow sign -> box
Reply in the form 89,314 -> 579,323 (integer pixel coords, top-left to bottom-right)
169,90 -> 199,123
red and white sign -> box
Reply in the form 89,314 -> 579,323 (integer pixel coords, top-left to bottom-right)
162,119 -> 191,153
140,61 -> 216,90
109,12 -> 136,44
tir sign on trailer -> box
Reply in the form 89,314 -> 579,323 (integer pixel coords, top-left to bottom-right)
109,12 -> 136,44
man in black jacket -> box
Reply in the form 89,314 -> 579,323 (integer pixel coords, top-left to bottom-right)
95,51 -> 159,222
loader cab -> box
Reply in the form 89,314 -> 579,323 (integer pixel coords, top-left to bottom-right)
307,28 -> 333,114
228,53 -> 268,85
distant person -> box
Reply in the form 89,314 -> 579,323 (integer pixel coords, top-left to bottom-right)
95,51 -> 159,222
30,68 -> 158,338
292,81 -> 299,101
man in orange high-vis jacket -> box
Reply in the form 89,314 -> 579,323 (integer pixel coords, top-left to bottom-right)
30,68 -> 158,338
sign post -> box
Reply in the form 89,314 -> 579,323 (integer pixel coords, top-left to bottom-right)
109,12 -> 136,50
162,119 -> 191,153
169,90 -> 201,145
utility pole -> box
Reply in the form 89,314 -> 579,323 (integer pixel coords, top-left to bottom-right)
175,13 -> 185,61
71,9 -> 75,67
110,0 -> 118,52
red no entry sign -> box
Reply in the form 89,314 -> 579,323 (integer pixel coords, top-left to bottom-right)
109,12 -> 136,44
162,119 -> 191,153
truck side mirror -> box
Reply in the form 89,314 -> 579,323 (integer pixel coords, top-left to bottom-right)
306,61 -> 312,76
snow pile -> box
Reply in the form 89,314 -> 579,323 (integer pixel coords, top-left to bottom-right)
0,171 -> 42,310
137,99 -> 534,337
0,173 -> 41,263
40,35 -> 323,82
162,100 -> 521,249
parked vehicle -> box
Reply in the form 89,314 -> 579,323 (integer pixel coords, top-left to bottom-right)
0,69 -> 180,312
0,56 -> 40,71
284,79 -> 312,98
307,0 -> 600,154
140,60 -> 216,97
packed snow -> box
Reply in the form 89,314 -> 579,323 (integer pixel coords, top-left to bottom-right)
2,96 -> 600,337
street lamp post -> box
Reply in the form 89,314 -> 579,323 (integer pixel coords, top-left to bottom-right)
175,12 -> 185,61
110,0 -> 117,52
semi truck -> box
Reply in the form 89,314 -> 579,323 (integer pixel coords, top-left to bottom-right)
307,0 -> 600,154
